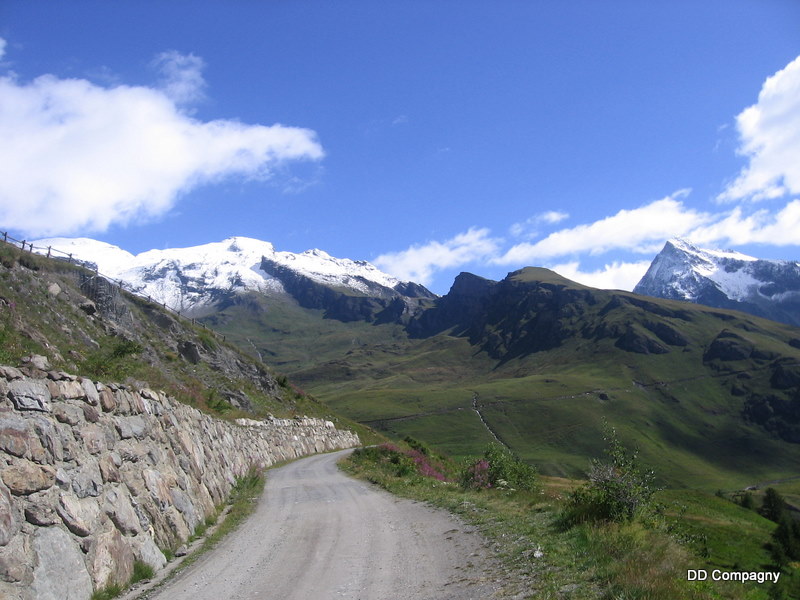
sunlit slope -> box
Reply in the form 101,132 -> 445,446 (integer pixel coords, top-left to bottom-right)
290,268 -> 800,489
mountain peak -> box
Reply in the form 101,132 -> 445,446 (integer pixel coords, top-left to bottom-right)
635,239 -> 800,326
32,236 -> 428,317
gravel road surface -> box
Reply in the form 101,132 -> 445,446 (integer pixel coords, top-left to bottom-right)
146,449 -> 501,600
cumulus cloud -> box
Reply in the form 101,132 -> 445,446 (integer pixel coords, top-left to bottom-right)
549,260 -> 652,291
719,55 -> 800,202
0,51 -> 323,237
494,190 -> 707,264
374,227 -> 501,285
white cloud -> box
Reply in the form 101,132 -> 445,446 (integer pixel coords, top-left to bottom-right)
0,52 -> 323,237
509,210 -> 569,237
689,200 -> 800,246
719,55 -> 800,202
374,227 -> 501,285
0,38 -> 6,62
495,190 -> 706,264
549,260 -> 652,291
152,50 -> 206,105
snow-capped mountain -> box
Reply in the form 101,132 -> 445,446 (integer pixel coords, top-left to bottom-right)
33,236 -> 434,318
633,238 -> 800,327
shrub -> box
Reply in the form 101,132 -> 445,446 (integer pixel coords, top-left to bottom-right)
760,487 -> 788,523
562,426 -> 659,525
461,443 -> 538,491
131,560 -> 154,584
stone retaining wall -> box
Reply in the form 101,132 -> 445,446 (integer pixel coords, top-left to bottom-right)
0,363 -> 360,599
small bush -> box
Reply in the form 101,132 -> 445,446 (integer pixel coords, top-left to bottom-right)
461,443 -> 538,491
90,583 -> 123,600
82,338 -> 143,379
562,426 -> 659,525
131,560 -> 154,584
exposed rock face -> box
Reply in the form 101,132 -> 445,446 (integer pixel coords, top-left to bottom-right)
0,366 -> 359,599
260,257 -> 435,323
634,239 -> 800,327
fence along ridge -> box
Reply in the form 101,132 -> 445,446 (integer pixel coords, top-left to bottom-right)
0,231 -> 224,340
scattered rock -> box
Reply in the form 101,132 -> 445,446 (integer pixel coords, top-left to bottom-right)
21,355 -> 50,372
79,300 -> 97,315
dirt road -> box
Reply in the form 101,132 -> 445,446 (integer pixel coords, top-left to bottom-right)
146,449 -> 501,600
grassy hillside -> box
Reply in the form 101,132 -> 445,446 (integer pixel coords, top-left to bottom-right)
216,267 -> 800,490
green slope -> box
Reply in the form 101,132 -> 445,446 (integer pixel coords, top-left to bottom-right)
216,267 -> 800,490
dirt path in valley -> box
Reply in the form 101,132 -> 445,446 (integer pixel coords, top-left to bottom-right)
143,449 -> 503,600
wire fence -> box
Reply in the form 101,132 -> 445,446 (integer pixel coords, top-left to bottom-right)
1,231 -> 225,340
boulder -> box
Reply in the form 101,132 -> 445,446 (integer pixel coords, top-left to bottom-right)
30,527 -> 93,600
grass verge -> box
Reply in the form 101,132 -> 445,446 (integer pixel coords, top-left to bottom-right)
341,443 -> 795,599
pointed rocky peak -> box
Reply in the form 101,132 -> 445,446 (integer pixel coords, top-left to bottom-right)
634,239 -> 800,327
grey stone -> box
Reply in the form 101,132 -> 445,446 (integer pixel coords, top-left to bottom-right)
82,403 -> 100,423
22,355 -> 50,371
87,525 -> 134,590
0,532 -> 31,583
52,404 -> 83,426
80,424 -> 106,455
30,526 -> 93,600
98,388 -> 116,412
23,490 -> 60,526
130,533 -> 167,571
103,487 -> 141,535
0,480 -> 20,545
80,378 -> 99,406
115,415 -> 148,439
57,492 -> 100,536
0,415 -> 38,458
55,380 -> 84,400
0,367 -> 23,381
30,417 -> 62,463
7,380 -> 51,412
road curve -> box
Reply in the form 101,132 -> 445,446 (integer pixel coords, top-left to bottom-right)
147,449 -> 501,600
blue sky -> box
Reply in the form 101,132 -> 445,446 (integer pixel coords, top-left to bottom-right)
1,2 -> 800,294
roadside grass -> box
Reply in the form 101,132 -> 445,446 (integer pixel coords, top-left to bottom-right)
341,442 -> 794,600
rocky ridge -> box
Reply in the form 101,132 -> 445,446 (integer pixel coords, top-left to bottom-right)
0,358 -> 359,600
